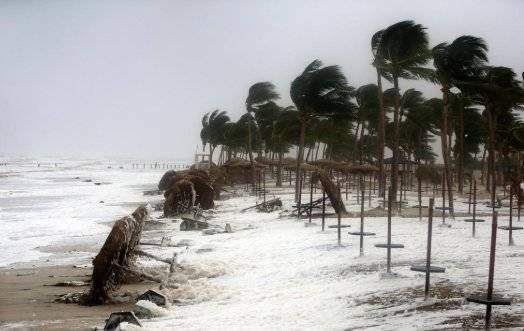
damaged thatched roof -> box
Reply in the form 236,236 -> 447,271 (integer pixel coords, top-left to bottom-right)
222,158 -> 267,169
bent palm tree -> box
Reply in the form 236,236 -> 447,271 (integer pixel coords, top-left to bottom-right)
375,20 -> 433,204
433,35 -> 488,215
200,110 -> 230,164
290,60 -> 354,201
245,82 -> 280,193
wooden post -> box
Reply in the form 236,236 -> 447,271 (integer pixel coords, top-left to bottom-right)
473,180 -> 478,237
309,179 -> 313,224
468,179 -> 473,215
360,186 -> 365,256
486,211 -> 498,327
337,211 -> 341,246
387,187 -> 393,273
263,170 -> 266,204
418,177 -> 422,221
509,186 -> 514,246
297,173 -> 302,220
441,173 -> 446,225
424,198 -> 434,300
321,189 -> 326,231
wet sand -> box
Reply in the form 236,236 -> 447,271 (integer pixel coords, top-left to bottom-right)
0,265 -> 150,330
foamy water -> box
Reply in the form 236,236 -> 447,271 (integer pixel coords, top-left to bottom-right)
0,157 -> 185,267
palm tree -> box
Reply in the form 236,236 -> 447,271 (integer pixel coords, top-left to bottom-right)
245,82 -> 280,193
290,60 -> 354,200
374,20 -> 433,203
371,30 -> 391,197
355,84 -> 380,164
200,110 -> 230,164
271,107 -> 300,186
463,66 -> 524,206
433,35 -> 488,214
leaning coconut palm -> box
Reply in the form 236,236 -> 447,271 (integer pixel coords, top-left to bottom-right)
375,20 -> 433,204
271,107 -> 300,187
200,110 -> 231,164
433,35 -> 488,214
371,30 -> 391,197
355,84 -> 380,164
461,66 -> 524,207
290,60 -> 355,200
245,82 -> 280,193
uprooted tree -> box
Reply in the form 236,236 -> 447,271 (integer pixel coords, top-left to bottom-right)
311,170 -> 347,215
84,205 -> 150,305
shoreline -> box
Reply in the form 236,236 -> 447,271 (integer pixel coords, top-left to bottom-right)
0,265 -> 152,330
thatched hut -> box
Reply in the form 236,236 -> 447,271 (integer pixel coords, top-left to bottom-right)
221,158 -> 267,184
183,175 -> 215,209
164,179 -> 196,217
158,170 -> 177,191
348,164 -> 379,175
415,165 -> 442,185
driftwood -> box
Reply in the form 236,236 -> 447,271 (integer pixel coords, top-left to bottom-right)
85,205 -> 149,305
241,198 -> 282,213
311,171 -> 347,215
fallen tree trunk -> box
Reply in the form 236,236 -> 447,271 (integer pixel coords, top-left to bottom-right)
311,171 -> 347,215
85,205 -> 149,305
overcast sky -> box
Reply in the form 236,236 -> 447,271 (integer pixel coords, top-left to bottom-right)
1,0 -> 523,160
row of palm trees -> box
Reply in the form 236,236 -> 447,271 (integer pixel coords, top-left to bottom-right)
200,20 -> 524,207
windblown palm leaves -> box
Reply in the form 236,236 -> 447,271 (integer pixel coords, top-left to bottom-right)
290,59 -> 355,199
200,110 -> 230,163
374,20 -> 432,203
245,82 -> 280,192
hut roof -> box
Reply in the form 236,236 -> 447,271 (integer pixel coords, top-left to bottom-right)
348,164 -> 379,174
255,156 -> 278,166
222,158 -> 267,169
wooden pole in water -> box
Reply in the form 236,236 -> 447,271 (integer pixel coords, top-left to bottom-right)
424,198 -> 434,300
309,179 -> 313,224
360,186 -> 365,256
368,175 -> 372,207
337,211 -> 341,246
418,177 -> 422,221
473,180 -> 478,237
485,211 -> 498,327
297,173 -> 302,220
387,187 -> 393,273
321,189 -> 326,231
441,173 -> 446,225
468,179 -> 473,215
509,186 -> 514,246
263,170 -> 266,204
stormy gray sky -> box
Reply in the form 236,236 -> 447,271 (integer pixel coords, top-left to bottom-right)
1,0 -> 523,160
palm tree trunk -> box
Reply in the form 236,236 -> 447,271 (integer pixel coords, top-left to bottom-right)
376,69 -> 386,198
458,104 -> 464,193
353,121 -> 361,162
391,75 -> 401,203
359,123 -> 365,165
295,119 -> 307,201
276,152 -> 283,187
441,89 -> 455,215
247,116 -> 256,193
486,105 -> 497,206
